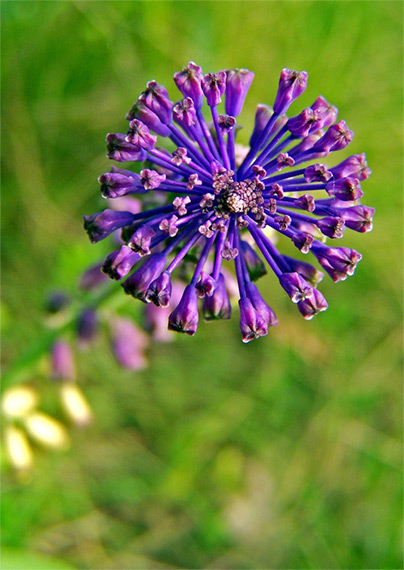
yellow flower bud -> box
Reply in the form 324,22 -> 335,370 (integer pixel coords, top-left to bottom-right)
2,386 -> 38,419
59,384 -> 93,427
24,412 -> 70,449
4,425 -> 34,471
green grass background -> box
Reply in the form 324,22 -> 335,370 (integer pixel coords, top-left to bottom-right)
2,1 -> 403,568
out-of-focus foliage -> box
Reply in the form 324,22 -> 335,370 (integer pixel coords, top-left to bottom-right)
2,1 -> 402,568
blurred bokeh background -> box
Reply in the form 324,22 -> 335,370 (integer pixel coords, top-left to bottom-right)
2,1 -> 403,569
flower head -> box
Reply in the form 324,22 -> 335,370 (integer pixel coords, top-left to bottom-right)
84,63 -> 374,342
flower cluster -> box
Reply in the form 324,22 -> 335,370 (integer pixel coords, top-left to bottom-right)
84,63 -> 374,342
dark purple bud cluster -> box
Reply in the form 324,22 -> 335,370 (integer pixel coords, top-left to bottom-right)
84,63 -> 374,342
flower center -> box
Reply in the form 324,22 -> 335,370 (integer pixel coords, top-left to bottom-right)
212,170 -> 264,219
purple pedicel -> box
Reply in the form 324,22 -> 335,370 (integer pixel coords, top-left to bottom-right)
84,63 -> 373,341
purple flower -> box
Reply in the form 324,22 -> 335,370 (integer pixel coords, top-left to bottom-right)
202,273 -> 232,320
110,317 -> 148,370
77,308 -> 98,347
51,340 -> 76,381
201,71 -> 227,107
225,68 -> 254,117
168,284 -> 199,335
83,210 -> 136,243
174,62 -> 204,109
102,245 -> 140,280
85,63 -> 374,341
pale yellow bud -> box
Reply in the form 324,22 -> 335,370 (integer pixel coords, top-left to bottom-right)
4,425 -> 34,471
59,384 -> 93,427
2,386 -> 38,419
24,412 -> 70,449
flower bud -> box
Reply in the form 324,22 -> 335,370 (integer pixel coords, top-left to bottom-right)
2,386 -> 38,419
110,317 -> 148,370
287,108 -> 320,138
168,284 -> 199,335
330,153 -> 372,180
312,120 -> 354,154
201,71 -> 227,107
128,224 -> 155,257
174,62 -> 204,109
245,282 -> 278,328
83,210 -> 135,243
45,291 -> 70,314
202,273 -> 231,320
273,69 -> 308,115
291,232 -> 314,253
139,80 -> 173,124
279,272 -> 313,303
126,119 -> 157,150
24,412 -> 70,449
102,245 -> 140,280
225,68 -> 254,117
79,263 -> 108,291
304,163 -> 333,183
121,253 -> 166,301
317,216 -> 345,239
310,95 -> 338,128
238,297 -> 268,343
297,288 -> 328,319
326,177 -> 363,201
98,170 -> 140,198
173,97 -> 197,127
51,340 -> 76,381
77,308 -> 98,347
334,205 -> 375,233
281,256 -> 324,286
125,99 -> 171,136
59,384 -> 93,427
311,242 -> 362,282
146,271 -> 172,307
5,426 -> 33,472
195,272 -> 216,298
294,194 -> 315,212
106,133 -> 147,162
240,241 -> 267,281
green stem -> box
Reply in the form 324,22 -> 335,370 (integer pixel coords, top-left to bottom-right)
2,282 -> 124,389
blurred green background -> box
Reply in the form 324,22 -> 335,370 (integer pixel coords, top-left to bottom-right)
2,1 -> 403,569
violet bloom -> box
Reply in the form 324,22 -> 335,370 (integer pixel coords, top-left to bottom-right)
85,63 -> 374,342
110,317 -> 148,370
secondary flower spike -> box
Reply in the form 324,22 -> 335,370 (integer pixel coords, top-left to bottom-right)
84,62 -> 374,342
